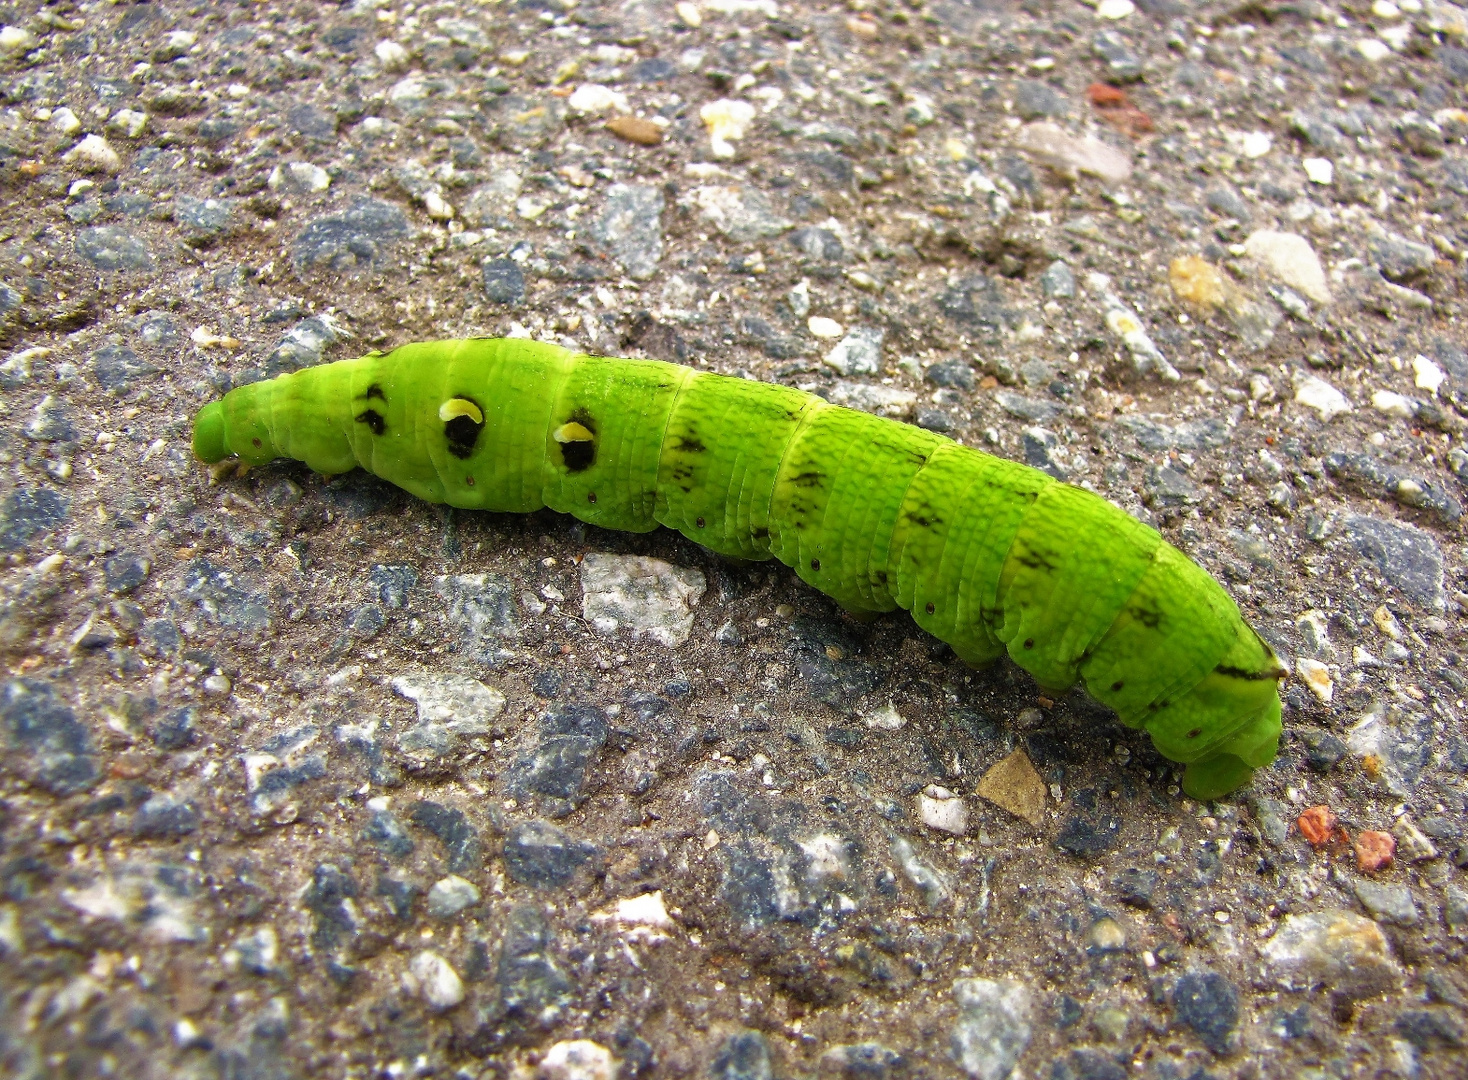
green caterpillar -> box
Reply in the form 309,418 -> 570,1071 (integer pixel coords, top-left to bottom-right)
193,338 -> 1285,800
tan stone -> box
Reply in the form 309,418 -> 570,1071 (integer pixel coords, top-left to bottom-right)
606,115 -> 663,146
1169,255 -> 1226,312
975,749 -> 1046,827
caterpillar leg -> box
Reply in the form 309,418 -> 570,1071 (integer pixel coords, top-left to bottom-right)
1181,754 -> 1255,801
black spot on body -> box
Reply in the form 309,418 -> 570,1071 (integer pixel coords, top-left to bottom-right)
446,412 -> 483,459
1130,605 -> 1162,630
1023,638 -> 1035,649
1215,664 -> 1279,682
925,602 -> 935,614
588,492 -> 597,504
674,436 -> 706,453
696,516 -> 705,528
810,559 -> 821,571
1111,680 -> 1124,692
561,440 -> 595,472
1187,728 -> 1201,739
363,384 -> 386,402
791,471 -> 825,488
356,409 -> 386,435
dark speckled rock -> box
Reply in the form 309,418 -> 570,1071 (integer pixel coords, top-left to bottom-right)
0,678 -> 97,796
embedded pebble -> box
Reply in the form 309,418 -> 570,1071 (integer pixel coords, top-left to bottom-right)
1263,910 -> 1404,999
409,951 -> 464,1011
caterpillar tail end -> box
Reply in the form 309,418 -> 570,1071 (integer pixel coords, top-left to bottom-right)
192,402 -> 231,463
1181,754 -> 1256,801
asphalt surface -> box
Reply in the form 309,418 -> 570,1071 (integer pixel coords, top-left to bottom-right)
0,1 -> 1466,1078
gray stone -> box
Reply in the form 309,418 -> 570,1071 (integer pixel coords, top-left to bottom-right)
175,195 -> 237,242
1353,878 -> 1420,926
303,863 -> 360,983
1013,80 -> 1068,120
1367,229 -> 1438,283
181,557 -> 271,633
926,359 -> 975,390
151,706 -> 197,751
407,801 -> 482,873
1343,514 -> 1446,609
821,1043 -> 904,1079
1022,427 -> 1066,479
1115,868 -> 1158,909
994,392 -> 1061,424
1205,185 -> 1251,222
594,184 -> 664,280
497,904 -> 571,1027
75,226 -> 154,271
262,316 -> 343,376
482,258 -> 525,304
1173,971 -> 1239,1056
823,326 -> 884,377
24,397 -> 76,443
1092,32 -> 1141,81
1040,260 -> 1076,298
1144,465 -> 1202,507
788,226 -> 844,261
287,103 -> 337,140
132,793 -> 200,838
241,725 -> 326,816
692,184 -> 791,242
503,819 -> 594,887
426,874 -> 481,918
711,1031 -> 773,1080
0,487 -> 68,551
92,344 -> 157,391
1248,795 -> 1291,846
1049,1049 -> 1126,1080
951,978 -> 1033,1080
229,926 -> 280,976
104,552 -> 150,593
436,573 -> 518,657
292,199 -> 410,274
370,563 -> 418,608
1446,885 -> 1468,937
0,678 -> 97,796
363,806 -> 416,859
1326,453 -> 1461,523
1115,416 -> 1230,451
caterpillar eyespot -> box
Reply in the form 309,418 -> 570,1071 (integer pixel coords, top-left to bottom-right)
191,338 -> 1284,801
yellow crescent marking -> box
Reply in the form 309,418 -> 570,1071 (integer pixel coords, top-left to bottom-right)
439,399 -> 483,424
553,421 -> 594,443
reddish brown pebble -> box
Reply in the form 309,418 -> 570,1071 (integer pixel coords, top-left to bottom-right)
1298,805 -> 1337,848
1087,82 -> 1128,107
606,115 -> 663,146
1354,830 -> 1396,872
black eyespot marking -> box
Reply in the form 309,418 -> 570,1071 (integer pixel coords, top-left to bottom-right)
674,436 -> 706,453
696,516 -> 705,528
925,602 -> 935,614
445,414 -> 482,459
364,383 -> 386,402
252,437 -> 262,448
1186,728 -> 1202,739
465,476 -> 475,486
810,558 -> 821,571
356,409 -> 386,436
561,440 -> 595,472
558,409 -> 597,473
587,492 -> 597,504
1111,680 -> 1124,692
1023,638 -> 1035,649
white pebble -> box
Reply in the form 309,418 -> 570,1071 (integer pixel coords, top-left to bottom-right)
409,951 -> 464,1011
1293,374 -> 1351,421
50,107 -> 81,137
919,785 -> 970,836
203,674 -> 232,697
700,99 -> 756,159
63,134 -> 122,174
423,190 -> 455,220
540,1040 -> 617,1080
1235,131 -> 1273,159
611,891 -> 673,928
1372,0 -> 1402,14
1371,390 -> 1417,419
108,109 -> 149,139
1302,157 -> 1334,185
807,316 -> 843,338
1356,38 -> 1391,61
269,161 -> 331,193
676,1 -> 703,27
1243,230 -> 1332,305
1095,0 -> 1136,18
375,40 -> 409,70
1412,354 -> 1445,394
1295,658 -> 1334,704
863,702 -> 906,730
568,83 -> 629,116
0,25 -> 36,53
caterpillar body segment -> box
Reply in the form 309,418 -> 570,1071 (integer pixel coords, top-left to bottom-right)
193,338 -> 1285,800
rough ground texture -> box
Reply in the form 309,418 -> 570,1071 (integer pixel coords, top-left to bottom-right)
0,1 -> 1467,1078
